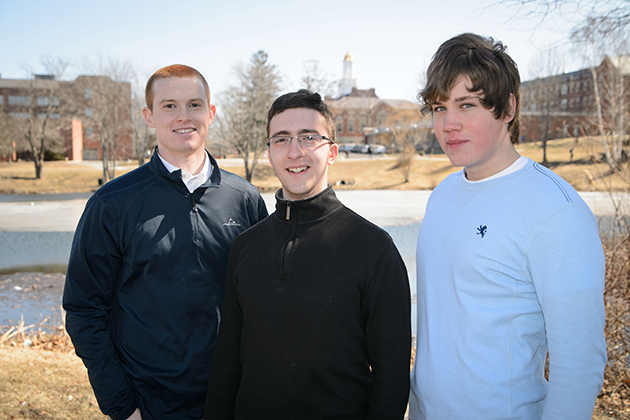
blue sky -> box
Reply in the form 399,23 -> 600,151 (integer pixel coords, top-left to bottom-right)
0,0 -> 580,103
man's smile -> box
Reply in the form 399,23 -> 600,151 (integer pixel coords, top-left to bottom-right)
174,128 -> 196,134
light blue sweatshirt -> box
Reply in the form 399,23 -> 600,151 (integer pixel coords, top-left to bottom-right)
410,158 -> 606,420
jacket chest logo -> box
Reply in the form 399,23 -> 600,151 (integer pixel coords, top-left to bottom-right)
223,218 -> 242,227
476,225 -> 487,238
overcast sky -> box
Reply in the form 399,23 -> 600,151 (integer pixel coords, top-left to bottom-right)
0,0 -> 582,103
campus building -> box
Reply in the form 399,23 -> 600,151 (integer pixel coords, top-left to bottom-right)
0,74 -> 133,162
326,52 -> 426,149
520,55 -> 630,142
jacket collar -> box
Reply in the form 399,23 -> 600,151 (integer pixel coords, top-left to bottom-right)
149,147 -> 222,190
274,185 -> 344,223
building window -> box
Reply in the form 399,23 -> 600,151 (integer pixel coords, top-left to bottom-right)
378,113 -> 387,127
561,99 -> 568,110
9,112 -> 29,118
336,117 -> 343,133
8,95 -> 30,106
37,96 -> 60,107
0,96 -> 4,105
348,118 -> 354,133
37,112 -> 60,119
85,88 -> 93,99
86,127 -> 94,138
85,108 -> 93,118
573,125 -> 580,136
561,85 -> 568,95
569,98 -> 574,108
576,97 -> 581,107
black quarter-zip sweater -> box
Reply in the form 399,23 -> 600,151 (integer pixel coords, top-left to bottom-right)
205,186 -> 411,420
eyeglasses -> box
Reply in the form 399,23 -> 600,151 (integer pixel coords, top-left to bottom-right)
267,134 -> 334,148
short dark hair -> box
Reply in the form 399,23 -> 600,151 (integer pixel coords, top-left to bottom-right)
145,64 -> 210,111
419,33 -> 521,144
267,89 -> 336,142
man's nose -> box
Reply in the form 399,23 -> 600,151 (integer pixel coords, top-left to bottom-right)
287,137 -> 306,157
443,111 -> 462,132
177,107 -> 192,122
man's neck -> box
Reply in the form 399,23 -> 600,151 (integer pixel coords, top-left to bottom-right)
157,148 -> 206,175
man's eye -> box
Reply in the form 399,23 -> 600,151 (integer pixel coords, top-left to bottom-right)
432,106 -> 445,113
462,103 -> 474,109
302,135 -> 317,141
164,104 -> 176,109
190,103 -> 202,108
275,137 -> 289,144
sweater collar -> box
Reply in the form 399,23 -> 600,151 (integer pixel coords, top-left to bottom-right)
274,185 -> 344,223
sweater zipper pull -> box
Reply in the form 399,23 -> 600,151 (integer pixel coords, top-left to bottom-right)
285,202 -> 291,220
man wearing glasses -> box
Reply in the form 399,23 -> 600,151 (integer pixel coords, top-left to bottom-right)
205,89 -> 411,419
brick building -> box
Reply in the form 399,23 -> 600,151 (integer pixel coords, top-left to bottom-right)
520,55 -> 630,142
326,52 -> 423,148
0,74 -> 133,162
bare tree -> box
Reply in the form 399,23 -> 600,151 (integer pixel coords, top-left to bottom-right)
214,51 -> 281,182
502,0 -> 630,30
301,60 -> 337,99
74,54 -> 134,183
571,21 -> 630,174
131,86 -> 155,166
6,57 -> 69,178
385,109 -> 425,182
522,48 -> 566,165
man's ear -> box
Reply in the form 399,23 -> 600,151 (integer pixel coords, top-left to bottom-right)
142,107 -> 155,128
328,143 -> 338,166
504,93 -> 517,124
208,104 -> 217,125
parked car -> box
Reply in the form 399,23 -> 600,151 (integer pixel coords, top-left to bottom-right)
338,143 -> 356,153
371,145 -> 387,154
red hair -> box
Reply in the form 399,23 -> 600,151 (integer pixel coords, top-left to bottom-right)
145,64 -> 210,110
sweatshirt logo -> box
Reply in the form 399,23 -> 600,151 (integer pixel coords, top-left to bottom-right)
223,218 -> 242,227
477,225 -> 487,238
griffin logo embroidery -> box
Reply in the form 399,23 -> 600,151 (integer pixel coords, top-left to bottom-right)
477,225 -> 487,238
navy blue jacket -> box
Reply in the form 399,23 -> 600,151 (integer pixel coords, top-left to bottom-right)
63,151 -> 268,420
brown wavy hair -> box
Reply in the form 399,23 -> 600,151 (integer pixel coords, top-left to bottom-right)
419,33 -> 521,144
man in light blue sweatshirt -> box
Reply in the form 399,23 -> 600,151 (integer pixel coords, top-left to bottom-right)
409,33 -> 606,420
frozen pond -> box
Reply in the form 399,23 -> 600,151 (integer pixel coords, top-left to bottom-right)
0,190 -> 626,328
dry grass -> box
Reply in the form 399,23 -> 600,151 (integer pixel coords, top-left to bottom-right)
0,136 -> 627,195
0,335 -> 105,420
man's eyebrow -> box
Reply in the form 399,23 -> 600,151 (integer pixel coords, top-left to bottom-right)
157,97 -> 205,104
270,128 -> 319,137
454,94 -> 482,103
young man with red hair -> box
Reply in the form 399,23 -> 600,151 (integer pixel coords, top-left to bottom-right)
64,64 -> 268,420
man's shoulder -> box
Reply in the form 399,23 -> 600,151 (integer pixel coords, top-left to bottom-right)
93,163 -> 158,202
218,168 -> 263,197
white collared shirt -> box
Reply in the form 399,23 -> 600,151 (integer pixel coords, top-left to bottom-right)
158,152 -> 213,193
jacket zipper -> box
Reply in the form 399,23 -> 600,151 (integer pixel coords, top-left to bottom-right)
190,194 -> 200,243
280,202 -> 297,279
